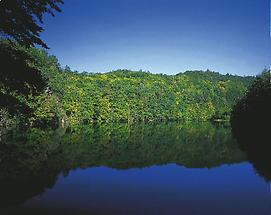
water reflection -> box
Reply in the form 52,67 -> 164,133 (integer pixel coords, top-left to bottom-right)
232,115 -> 271,182
0,122 -> 270,215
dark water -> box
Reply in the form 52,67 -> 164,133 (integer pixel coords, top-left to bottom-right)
0,122 -> 270,215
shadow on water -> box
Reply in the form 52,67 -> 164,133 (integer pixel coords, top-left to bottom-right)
232,136 -> 271,182
0,122 -> 246,211
232,117 -> 271,182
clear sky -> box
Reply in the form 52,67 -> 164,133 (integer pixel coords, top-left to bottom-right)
41,0 -> 271,76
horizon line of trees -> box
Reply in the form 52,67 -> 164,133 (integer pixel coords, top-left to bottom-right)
0,41 -> 255,128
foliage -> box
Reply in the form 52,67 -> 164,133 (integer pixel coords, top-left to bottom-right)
54,68 -> 253,125
0,0 -> 63,48
0,40 -> 47,94
0,109 -> 16,129
231,70 -> 271,141
231,70 -> 271,181
1,44 -> 254,127
231,70 -> 270,125
0,41 -> 63,127
0,40 -> 48,126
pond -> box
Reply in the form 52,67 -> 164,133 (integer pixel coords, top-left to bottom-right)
0,122 -> 270,215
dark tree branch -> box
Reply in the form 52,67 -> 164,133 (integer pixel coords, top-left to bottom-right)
0,0 -> 63,48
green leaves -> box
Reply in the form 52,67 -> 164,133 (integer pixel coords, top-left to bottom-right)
1,44 -> 254,127
56,69 -> 253,124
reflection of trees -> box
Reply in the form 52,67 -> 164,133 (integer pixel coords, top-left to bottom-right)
234,137 -> 271,181
0,122 -> 245,207
0,128 -> 63,208
231,70 -> 271,181
0,172 -> 58,208
45,122 -> 245,171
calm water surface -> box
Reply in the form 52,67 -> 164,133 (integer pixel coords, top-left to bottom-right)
0,122 -> 270,215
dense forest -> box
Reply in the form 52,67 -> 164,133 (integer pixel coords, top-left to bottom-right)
0,41 -> 254,128
231,70 -> 270,141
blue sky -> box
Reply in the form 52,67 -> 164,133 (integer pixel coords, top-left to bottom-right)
41,0 -> 270,76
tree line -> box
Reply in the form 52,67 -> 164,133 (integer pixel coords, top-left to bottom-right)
0,41 -> 254,128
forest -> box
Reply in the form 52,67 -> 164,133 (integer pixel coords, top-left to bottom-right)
0,41 -> 254,128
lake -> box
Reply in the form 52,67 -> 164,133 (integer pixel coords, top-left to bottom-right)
0,122 -> 270,215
